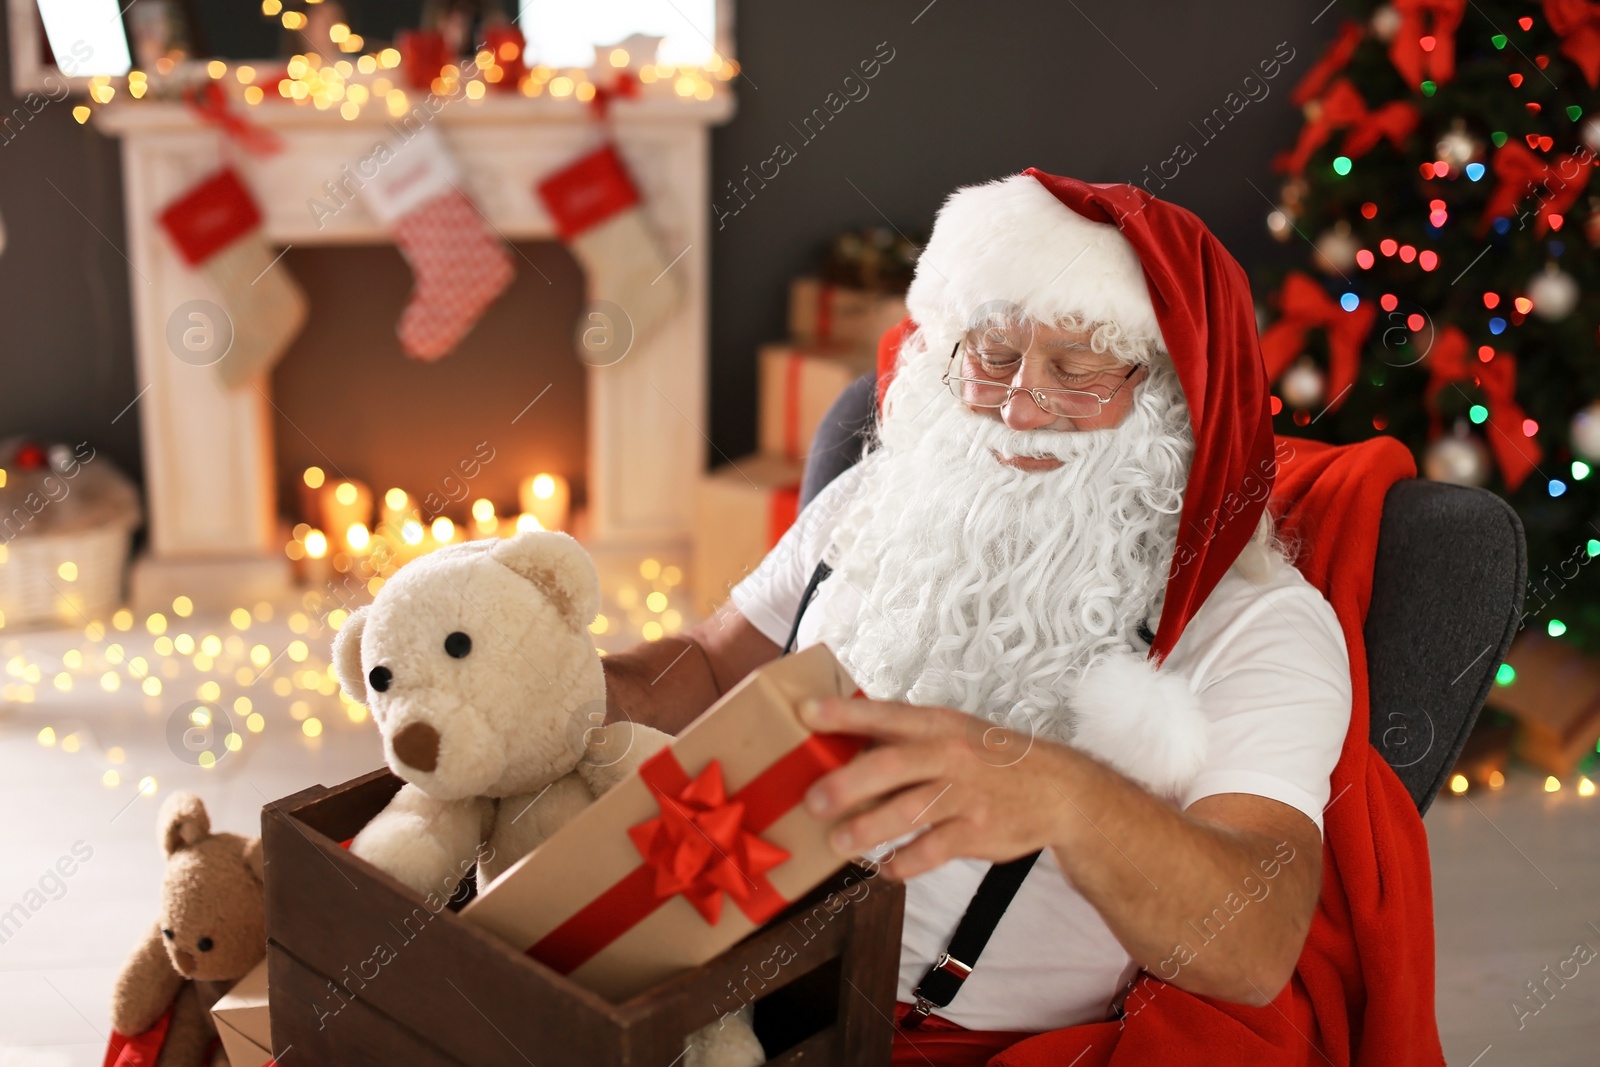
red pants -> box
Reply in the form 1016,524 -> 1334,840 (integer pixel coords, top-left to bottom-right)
890,1001 -> 1039,1066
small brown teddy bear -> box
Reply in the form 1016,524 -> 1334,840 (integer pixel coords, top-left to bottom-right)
107,792 -> 266,1067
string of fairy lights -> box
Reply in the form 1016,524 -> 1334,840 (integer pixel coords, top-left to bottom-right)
66,5 -> 739,127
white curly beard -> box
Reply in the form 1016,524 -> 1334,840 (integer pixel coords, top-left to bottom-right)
812,329 -> 1195,746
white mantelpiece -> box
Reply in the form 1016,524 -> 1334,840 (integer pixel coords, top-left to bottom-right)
94,92 -> 733,610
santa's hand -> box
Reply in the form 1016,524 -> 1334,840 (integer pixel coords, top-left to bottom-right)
797,695 -> 1072,881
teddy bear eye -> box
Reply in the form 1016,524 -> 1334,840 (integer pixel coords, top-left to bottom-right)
368,666 -> 392,692
444,632 -> 472,658
162,928 -> 174,939
197,936 -> 214,952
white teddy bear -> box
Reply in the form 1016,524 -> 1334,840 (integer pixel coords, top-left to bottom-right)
331,530 -> 763,1067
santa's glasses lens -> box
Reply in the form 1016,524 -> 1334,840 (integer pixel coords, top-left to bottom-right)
945,345 -> 1112,418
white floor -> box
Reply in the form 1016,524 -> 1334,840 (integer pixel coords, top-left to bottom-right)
0,606 -> 1595,1066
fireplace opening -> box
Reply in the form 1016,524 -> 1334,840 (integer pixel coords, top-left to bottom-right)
268,240 -> 588,548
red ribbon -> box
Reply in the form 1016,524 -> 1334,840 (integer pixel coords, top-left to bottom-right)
816,283 -> 835,342
1388,0 -> 1465,87
589,72 -> 641,119
1290,21 -> 1365,106
528,727 -> 869,975
1260,273 -> 1376,411
1424,328 -> 1540,490
1275,79 -> 1419,176
1479,141 -> 1594,236
183,82 -> 282,158
1545,0 -> 1600,87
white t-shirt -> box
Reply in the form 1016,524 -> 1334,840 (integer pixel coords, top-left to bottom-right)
728,462 -> 1352,1033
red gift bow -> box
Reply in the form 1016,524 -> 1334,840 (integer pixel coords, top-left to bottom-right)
184,81 -> 282,157
1275,78 -> 1419,175
1479,141 -> 1594,236
627,759 -> 792,926
1260,273 -> 1376,411
1290,21 -> 1365,106
1424,328 -> 1540,489
1388,0 -> 1465,87
528,719 -> 870,975
1545,0 -> 1600,87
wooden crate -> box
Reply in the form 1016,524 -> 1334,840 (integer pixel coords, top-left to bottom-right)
263,769 -> 905,1066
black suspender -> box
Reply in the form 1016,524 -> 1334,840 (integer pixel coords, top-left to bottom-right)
780,559 -> 833,656
781,558 -> 1039,1027
904,850 -> 1042,1026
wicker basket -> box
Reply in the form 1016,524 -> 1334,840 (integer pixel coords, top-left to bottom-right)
0,440 -> 140,630
0,519 -> 137,629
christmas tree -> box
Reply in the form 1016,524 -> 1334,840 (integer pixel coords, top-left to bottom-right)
1259,1 -> 1600,656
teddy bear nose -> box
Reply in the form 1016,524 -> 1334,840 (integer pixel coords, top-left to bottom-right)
369,665 -> 393,692
392,722 -> 440,772
174,949 -> 196,975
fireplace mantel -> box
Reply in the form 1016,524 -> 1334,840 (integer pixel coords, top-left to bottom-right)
94,91 -> 734,610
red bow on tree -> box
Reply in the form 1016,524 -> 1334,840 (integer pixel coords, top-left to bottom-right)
1389,0 -> 1466,87
1260,273 -> 1376,411
1544,0 -> 1600,86
1274,79 -> 1419,176
1290,21 -> 1366,106
1424,328 -> 1540,490
627,758 -> 791,926
1479,141 -> 1594,236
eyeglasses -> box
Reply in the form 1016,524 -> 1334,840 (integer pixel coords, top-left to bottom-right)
941,340 -> 1142,419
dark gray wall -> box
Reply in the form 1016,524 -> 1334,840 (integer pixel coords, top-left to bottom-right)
0,1 -> 1335,490
0,12 -> 140,484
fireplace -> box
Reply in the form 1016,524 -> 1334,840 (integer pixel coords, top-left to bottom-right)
94,93 -> 732,610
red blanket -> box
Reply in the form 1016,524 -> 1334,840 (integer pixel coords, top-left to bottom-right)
964,435 -> 1439,1067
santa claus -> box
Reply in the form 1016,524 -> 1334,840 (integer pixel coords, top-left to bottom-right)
605,170 -> 1440,1066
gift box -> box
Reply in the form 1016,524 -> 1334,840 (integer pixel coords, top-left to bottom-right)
1490,632 -> 1600,777
758,344 -> 876,462
788,277 -> 907,352
463,643 -> 870,1000
690,453 -> 804,616
210,959 -> 273,1067
262,661 -> 903,1065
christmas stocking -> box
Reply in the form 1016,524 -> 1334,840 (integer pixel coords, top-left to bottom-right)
536,142 -> 685,352
362,126 -> 514,360
158,168 -> 308,389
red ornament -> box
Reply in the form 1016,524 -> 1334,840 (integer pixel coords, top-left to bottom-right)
13,441 -> 47,470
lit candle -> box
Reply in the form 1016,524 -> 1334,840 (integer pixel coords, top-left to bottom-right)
470,497 -> 499,537
378,487 -> 414,537
518,473 -> 570,533
302,528 -> 331,589
320,478 -> 372,543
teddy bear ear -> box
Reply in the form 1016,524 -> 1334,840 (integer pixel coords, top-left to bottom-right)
242,836 -> 265,884
331,607 -> 370,704
159,791 -> 210,856
491,531 -> 601,631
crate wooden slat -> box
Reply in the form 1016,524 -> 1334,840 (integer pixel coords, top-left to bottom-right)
263,771 -> 904,1065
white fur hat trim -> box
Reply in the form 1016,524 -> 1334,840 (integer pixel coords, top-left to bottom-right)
1068,650 -> 1209,799
905,172 -> 1164,356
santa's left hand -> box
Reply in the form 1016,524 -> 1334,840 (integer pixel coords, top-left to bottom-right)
798,695 -> 1074,881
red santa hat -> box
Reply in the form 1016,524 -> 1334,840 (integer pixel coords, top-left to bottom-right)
884,169 -> 1276,666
